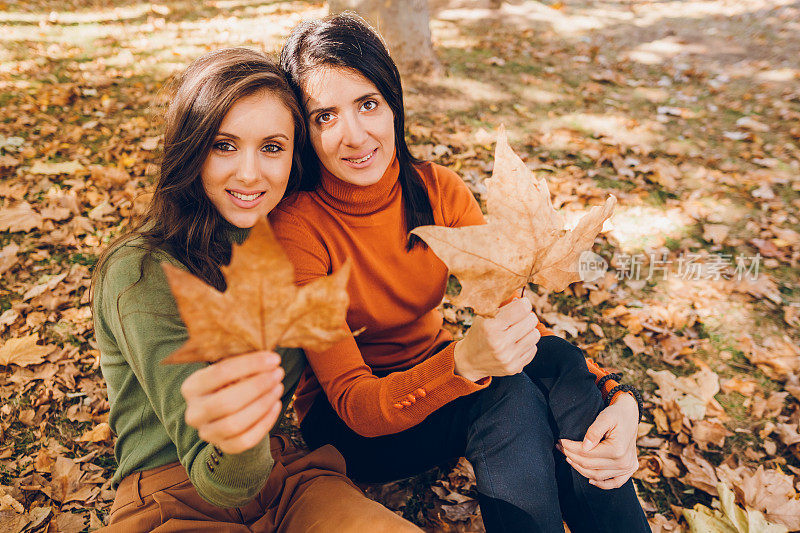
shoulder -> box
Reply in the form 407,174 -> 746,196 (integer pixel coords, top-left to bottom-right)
270,193 -> 326,241
271,192 -> 317,225
414,161 -> 474,201
95,238 -> 183,316
414,161 -> 483,227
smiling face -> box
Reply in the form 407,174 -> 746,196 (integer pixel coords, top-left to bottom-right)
200,90 -> 295,228
302,66 -> 395,186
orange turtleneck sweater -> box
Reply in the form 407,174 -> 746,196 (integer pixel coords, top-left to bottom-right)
270,158 -> 621,437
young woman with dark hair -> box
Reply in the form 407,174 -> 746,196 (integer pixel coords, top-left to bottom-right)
271,14 -> 650,532
91,47 -> 421,532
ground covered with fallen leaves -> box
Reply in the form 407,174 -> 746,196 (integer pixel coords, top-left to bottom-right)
1,0 -> 799,531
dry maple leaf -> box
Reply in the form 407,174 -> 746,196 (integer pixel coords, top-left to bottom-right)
0,335 -> 54,367
162,218 -> 351,364
411,126 -> 615,316
47,457 -> 95,504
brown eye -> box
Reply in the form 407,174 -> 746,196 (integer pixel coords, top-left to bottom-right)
262,143 -> 284,153
214,141 -> 235,152
316,112 -> 333,125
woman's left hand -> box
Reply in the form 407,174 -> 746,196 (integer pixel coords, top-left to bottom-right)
557,393 -> 640,490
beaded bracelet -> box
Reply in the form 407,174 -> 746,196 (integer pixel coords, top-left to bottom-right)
596,373 -> 621,391
607,384 -> 644,422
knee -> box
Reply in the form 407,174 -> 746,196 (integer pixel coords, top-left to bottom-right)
482,374 -> 544,412
534,336 -> 589,377
469,375 -> 550,442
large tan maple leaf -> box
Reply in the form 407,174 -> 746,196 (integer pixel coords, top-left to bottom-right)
411,127 -> 615,316
161,218 -> 351,364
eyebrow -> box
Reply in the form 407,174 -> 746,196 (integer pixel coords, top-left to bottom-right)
306,92 -> 381,117
215,132 -> 290,141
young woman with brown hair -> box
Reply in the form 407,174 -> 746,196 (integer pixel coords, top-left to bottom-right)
271,14 -> 650,532
91,47 -> 421,532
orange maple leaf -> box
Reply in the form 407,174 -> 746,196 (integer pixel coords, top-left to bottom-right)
162,218 -> 351,364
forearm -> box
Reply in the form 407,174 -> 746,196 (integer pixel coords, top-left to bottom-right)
313,341 -> 489,437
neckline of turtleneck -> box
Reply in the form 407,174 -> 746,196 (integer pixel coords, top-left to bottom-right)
317,156 -> 400,216
219,218 -> 252,244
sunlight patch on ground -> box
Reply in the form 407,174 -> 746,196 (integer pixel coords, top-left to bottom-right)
756,68 -> 800,82
606,205 -> 693,253
436,0 -> 796,38
622,37 -> 713,66
0,4 -> 324,74
0,0 -> 287,23
537,113 -> 663,153
0,3 -> 155,23
407,74 -> 510,114
431,20 -> 481,50
517,86 -> 564,105
441,76 -> 509,103
437,1 -> 612,35
622,0 -> 798,26
657,277 -> 758,349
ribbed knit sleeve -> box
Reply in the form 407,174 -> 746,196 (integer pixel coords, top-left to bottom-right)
306,334 -> 488,437
270,210 -> 489,437
94,245 -> 275,507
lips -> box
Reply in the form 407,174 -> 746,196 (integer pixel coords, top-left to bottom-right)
226,189 -> 266,208
227,190 -> 264,201
343,148 -> 377,163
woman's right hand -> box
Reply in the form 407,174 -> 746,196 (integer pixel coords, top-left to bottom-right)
181,351 -> 285,455
453,298 -> 541,382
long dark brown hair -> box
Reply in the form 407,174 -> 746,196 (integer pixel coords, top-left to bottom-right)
279,13 -> 435,250
93,47 -> 306,293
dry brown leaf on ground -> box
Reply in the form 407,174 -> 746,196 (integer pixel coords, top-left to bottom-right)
721,377 -> 759,397
0,335 -> 56,367
680,444 -> 720,496
739,335 -> 800,380
648,512 -> 683,533
716,465 -> 800,531
691,419 -> 733,450
411,126 -> 615,316
52,511 -> 87,533
29,160 -> 86,176
162,218 -> 351,364
77,423 -> 112,444
647,364 -> 722,423
47,457 -> 95,504
0,243 -> 19,276
0,202 -> 43,233
683,482 -> 788,533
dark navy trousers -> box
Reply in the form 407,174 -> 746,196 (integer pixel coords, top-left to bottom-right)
300,335 -> 651,532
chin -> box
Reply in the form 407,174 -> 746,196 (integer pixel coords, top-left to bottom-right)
224,212 -> 261,229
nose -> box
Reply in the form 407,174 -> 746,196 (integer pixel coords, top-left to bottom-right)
340,112 -> 369,148
236,149 -> 259,184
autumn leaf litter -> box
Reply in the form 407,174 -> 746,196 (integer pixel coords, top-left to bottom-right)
1,0 -> 800,531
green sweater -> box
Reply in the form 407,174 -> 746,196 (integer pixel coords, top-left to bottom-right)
92,230 -> 306,508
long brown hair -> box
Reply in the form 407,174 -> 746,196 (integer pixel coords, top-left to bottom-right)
93,47 -> 305,293
280,13 -> 434,250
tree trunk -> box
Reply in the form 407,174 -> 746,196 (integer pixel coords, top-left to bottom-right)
328,0 -> 441,76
